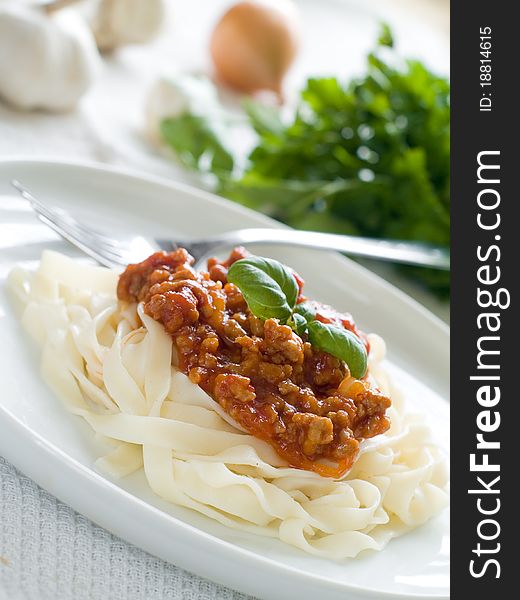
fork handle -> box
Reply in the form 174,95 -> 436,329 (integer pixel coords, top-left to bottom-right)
199,229 -> 450,270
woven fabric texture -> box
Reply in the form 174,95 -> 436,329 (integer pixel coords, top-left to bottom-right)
0,457 -> 251,600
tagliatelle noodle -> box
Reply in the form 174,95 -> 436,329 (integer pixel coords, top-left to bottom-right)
7,251 -> 449,559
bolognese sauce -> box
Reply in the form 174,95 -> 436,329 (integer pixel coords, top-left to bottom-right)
117,247 -> 391,477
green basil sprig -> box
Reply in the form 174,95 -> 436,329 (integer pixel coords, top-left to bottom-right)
286,312 -> 308,336
228,255 -> 367,378
294,301 -> 317,323
307,320 -> 367,378
227,256 -> 298,323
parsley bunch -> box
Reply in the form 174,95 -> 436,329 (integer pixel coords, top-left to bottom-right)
161,27 -> 450,296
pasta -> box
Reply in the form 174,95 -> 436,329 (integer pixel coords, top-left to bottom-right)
7,251 -> 449,559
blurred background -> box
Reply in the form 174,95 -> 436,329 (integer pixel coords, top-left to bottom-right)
0,0 -> 450,318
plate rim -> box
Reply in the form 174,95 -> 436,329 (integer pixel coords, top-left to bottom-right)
0,155 -> 450,337
0,157 -> 449,600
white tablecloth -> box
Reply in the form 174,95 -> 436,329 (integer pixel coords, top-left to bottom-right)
0,2 -> 448,598
0,458 -> 248,600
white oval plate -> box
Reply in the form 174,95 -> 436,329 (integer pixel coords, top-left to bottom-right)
0,159 -> 449,600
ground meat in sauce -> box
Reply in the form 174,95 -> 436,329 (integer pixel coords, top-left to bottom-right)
117,247 -> 391,478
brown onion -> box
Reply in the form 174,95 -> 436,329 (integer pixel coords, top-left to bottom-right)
210,0 -> 300,99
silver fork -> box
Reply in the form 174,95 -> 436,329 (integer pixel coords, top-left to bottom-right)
12,180 -> 450,270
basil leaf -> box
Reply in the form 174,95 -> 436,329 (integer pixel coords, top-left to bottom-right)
294,301 -> 317,323
287,312 -> 308,336
228,256 -> 298,323
307,320 -> 367,379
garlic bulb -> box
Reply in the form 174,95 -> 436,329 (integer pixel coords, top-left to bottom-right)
0,2 -> 100,112
90,0 -> 166,51
145,74 -> 222,144
210,0 -> 300,99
